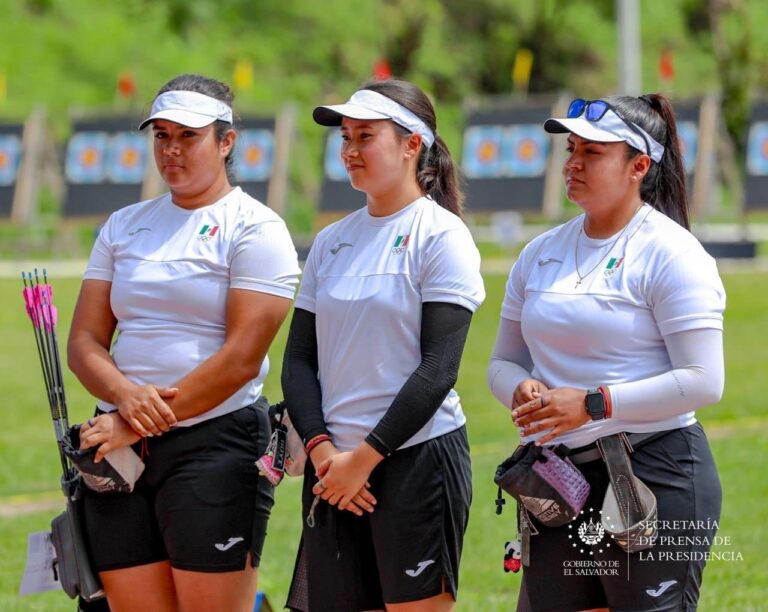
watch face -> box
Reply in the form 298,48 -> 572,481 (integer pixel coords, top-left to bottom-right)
586,390 -> 606,420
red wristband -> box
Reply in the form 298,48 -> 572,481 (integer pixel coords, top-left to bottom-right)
305,434 -> 331,454
598,386 -> 612,419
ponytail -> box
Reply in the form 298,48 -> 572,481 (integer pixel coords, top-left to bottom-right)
606,94 -> 690,229
416,135 -> 464,218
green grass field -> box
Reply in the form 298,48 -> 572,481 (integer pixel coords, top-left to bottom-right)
1,271 -> 766,611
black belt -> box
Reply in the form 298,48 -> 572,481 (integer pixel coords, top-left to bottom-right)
568,429 -> 674,465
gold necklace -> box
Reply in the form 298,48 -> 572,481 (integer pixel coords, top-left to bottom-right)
574,205 -> 645,288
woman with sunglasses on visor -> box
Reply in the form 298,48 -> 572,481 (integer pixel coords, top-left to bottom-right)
68,74 -> 300,611
488,95 -> 725,611
282,79 -> 484,611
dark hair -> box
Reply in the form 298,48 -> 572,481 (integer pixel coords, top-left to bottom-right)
604,93 -> 689,229
155,74 -> 236,177
360,79 -> 464,218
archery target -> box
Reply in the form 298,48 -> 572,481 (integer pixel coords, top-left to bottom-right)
747,121 -> 768,176
677,121 -> 698,175
324,131 -> 347,181
0,133 -> 21,186
234,129 -> 274,182
505,125 -> 548,177
106,132 -> 147,184
66,132 -> 109,184
462,125 -> 505,179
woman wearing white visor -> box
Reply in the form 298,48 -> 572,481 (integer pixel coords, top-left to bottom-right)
487,94 -> 725,611
69,74 -> 300,611
282,79 -> 484,611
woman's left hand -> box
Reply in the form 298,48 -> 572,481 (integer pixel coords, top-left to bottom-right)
511,387 -> 591,445
80,413 -> 141,462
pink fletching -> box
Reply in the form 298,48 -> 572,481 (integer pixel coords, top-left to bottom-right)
22,288 -> 40,327
33,284 -> 53,308
26,304 -> 40,327
32,284 -> 56,331
22,287 -> 35,309
41,304 -> 58,331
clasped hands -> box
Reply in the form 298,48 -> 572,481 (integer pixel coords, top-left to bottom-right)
510,379 -> 590,445
309,442 -> 380,517
80,383 -> 178,461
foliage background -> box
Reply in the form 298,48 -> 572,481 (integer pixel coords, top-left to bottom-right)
2,0 -> 768,234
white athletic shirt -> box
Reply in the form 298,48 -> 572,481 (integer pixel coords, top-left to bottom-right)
83,187 -> 301,426
296,196 -> 485,452
498,204 -> 725,447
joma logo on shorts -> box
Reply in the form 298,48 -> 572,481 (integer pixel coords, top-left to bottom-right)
214,537 -> 244,551
405,560 -> 434,577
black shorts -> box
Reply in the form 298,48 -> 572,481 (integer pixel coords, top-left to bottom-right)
83,400 -> 274,573
519,422 -> 722,612
287,426 -> 472,611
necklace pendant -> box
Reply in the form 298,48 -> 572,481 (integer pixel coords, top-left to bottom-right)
575,280 -> 581,288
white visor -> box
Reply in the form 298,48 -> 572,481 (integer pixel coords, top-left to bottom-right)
544,108 -> 664,163
139,90 -> 233,130
313,89 -> 435,149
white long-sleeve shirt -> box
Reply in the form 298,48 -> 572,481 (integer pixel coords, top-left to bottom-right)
487,204 -> 725,448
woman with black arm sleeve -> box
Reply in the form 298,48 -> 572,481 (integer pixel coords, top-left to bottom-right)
281,79 -> 485,612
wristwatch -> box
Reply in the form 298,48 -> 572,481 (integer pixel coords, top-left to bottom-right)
585,388 -> 607,421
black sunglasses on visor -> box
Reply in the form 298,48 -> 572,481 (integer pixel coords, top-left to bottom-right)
567,98 -> 651,158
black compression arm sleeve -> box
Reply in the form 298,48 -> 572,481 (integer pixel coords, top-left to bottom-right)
365,302 -> 473,457
281,308 -> 329,444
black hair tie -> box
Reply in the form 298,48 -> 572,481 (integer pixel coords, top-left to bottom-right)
639,94 -> 655,108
